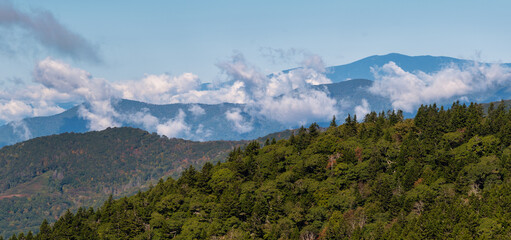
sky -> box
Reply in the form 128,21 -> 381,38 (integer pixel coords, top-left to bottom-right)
2,0 -> 511,84
1,0 -> 511,130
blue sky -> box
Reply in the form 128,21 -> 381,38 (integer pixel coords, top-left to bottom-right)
1,0 -> 511,127
2,0 -> 511,85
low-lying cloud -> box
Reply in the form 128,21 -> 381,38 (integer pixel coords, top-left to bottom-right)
4,52 -> 511,141
156,109 -> 191,138
354,99 -> 371,119
225,108 -> 253,134
0,53 -> 341,139
370,61 -> 511,112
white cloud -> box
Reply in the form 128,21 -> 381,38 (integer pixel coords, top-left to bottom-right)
300,54 -> 326,73
370,61 -> 511,112
188,104 -> 206,116
225,108 -> 253,133
9,120 -> 32,141
0,53 -> 340,138
354,99 -> 370,120
78,100 -> 120,131
258,90 -> 338,125
214,53 -> 337,125
156,109 -> 190,138
194,124 -> 212,141
122,108 -> 160,130
171,81 -> 250,104
114,73 -> 200,104
0,100 -> 33,122
34,57 -> 118,101
34,57 -> 120,131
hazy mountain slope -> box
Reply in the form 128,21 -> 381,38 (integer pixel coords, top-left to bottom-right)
325,53 -> 471,82
0,107 -> 88,147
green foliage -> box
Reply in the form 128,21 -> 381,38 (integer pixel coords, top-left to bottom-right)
12,101 -> 511,239
0,127 -> 242,238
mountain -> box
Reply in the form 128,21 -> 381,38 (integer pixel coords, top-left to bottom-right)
0,127 -> 244,238
0,79 -> 393,148
1,53 -> 510,147
17,100 -> 511,239
324,53 -> 469,82
324,53 -> 511,82
0,100 -> 285,147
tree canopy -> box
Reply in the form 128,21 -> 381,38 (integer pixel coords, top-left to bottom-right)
10,101 -> 511,239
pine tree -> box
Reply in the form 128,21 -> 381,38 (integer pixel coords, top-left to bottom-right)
330,115 -> 337,128
309,122 -> 320,138
37,219 -> 51,240
25,231 -> 34,240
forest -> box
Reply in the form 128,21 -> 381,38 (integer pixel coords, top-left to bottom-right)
6,100 -> 511,239
0,128 -> 242,238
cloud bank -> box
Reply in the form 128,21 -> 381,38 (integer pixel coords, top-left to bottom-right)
0,53 -> 340,139
0,2 -> 99,61
370,61 -> 511,112
4,52 -> 511,142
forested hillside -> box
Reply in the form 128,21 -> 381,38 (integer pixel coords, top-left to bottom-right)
0,128 -> 243,238
12,101 -> 511,239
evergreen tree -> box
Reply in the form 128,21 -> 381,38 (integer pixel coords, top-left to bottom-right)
330,115 -> 337,128
309,122 -> 320,138
37,219 -> 51,240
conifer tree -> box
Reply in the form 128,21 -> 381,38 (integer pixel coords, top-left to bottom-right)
330,115 -> 337,128
37,219 -> 51,240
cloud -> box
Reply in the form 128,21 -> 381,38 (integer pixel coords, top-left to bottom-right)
0,100 -> 33,122
157,53 -> 336,127
300,54 -> 326,73
188,104 -> 205,116
0,53 -> 340,139
122,108 -> 160,130
114,73 -> 201,104
354,99 -> 370,120
9,120 -> 32,141
369,61 -> 511,112
0,2 -> 100,61
34,57 -> 117,101
78,101 -> 120,131
258,90 -> 338,126
168,80 -> 249,104
33,57 -> 120,130
259,47 -> 304,65
215,53 -> 337,125
194,124 -> 212,140
216,53 -> 268,100
156,109 -> 191,138
225,108 -> 253,134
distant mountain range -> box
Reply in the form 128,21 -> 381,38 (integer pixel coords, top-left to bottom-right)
1,53 -> 510,147
0,79 -> 389,147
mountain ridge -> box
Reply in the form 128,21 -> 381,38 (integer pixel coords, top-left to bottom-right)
1,53 -> 510,147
